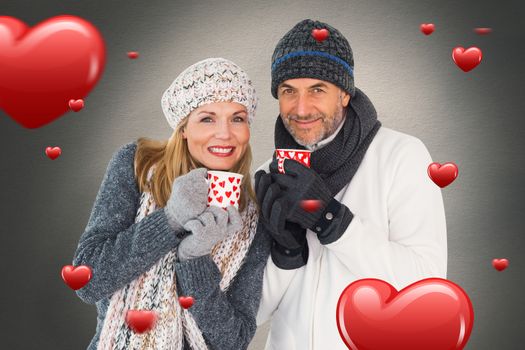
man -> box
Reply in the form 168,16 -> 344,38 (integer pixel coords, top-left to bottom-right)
255,19 -> 447,349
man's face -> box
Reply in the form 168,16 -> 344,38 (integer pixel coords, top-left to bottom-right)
278,78 -> 350,147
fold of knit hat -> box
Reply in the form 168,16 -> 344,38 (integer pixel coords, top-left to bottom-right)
271,19 -> 355,98
161,58 -> 258,130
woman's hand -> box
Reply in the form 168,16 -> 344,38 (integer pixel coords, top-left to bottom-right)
177,206 -> 242,261
164,168 -> 209,230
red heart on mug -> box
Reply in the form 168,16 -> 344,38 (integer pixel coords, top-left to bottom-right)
207,196 -> 212,203
213,176 -> 218,181
61,265 -> 92,290
228,177 -> 235,183
216,196 -> 223,203
452,47 -> 482,72
337,278 -> 474,350
211,183 -> 216,189
225,191 -> 232,198
492,258 -> 509,271
125,310 -> 157,334
127,51 -> 139,59
179,296 -> 194,309
0,15 -> 106,128
236,178 -> 241,184
218,181 -> 225,188
233,186 -> 238,192
427,162 -> 458,188
230,200 -> 236,206
213,190 -> 219,196
312,28 -> 329,42
420,23 -> 435,35
45,146 -> 62,160
68,99 -> 84,112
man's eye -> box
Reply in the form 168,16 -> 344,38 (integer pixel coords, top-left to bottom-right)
282,89 -> 294,95
312,88 -> 324,93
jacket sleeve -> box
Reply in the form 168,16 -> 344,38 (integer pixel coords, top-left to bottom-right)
323,138 -> 448,290
72,142 -> 185,304
174,224 -> 272,350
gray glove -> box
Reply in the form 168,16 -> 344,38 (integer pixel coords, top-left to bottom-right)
164,168 -> 208,230
177,205 -> 242,261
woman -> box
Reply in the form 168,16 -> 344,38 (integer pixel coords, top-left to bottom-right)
72,58 -> 271,350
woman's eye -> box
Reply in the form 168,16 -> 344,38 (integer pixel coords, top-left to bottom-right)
200,116 -> 213,122
233,115 -> 246,122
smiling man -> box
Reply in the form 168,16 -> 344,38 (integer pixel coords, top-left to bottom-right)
254,19 -> 447,349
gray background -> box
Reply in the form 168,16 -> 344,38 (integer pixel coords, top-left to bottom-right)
1,0 -> 524,349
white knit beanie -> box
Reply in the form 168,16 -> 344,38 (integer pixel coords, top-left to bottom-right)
161,58 -> 258,130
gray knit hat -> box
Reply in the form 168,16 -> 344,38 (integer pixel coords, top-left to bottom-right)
161,58 -> 258,130
271,19 -> 355,98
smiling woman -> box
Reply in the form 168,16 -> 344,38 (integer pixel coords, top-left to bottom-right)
71,58 -> 272,350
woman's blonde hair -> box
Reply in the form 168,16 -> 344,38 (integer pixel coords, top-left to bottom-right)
134,117 -> 257,212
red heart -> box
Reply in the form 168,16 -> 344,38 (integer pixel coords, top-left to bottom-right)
337,278 -> 474,350
45,146 -> 62,160
312,28 -> 329,42
452,47 -> 482,72
300,199 -> 322,213
68,99 -> 84,112
207,196 -> 212,203
420,23 -> 435,35
492,258 -> 509,271
474,27 -> 492,35
211,183 -> 216,189
225,191 -> 232,198
213,190 -> 218,196
213,176 -> 218,181
230,200 -> 236,206
0,16 -> 106,128
236,192 -> 239,198
427,162 -> 458,188
228,177 -> 235,183
127,51 -> 139,59
233,186 -> 238,192
179,296 -> 195,309
218,181 -> 225,188
236,178 -> 241,184
216,196 -> 223,203
61,265 -> 92,290
125,310 -> 157,334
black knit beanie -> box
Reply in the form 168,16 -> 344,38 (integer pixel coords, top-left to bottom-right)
271,19 -> 355,99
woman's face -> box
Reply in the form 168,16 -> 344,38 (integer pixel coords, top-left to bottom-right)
183,102 -> 250,171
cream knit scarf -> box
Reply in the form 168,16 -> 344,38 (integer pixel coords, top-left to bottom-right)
97,171 -> 258,349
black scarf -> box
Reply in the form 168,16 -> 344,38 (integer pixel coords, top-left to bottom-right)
274,88 -> 382,197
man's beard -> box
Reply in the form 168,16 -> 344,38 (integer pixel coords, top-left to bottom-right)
282,105 -> 345,147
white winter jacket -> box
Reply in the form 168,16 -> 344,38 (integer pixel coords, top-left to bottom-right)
256,126 -> 447,350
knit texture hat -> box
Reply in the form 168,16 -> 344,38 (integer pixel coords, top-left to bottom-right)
161,58 -> 258,130
271,19 -> 355,98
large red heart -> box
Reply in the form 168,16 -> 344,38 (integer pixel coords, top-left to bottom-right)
337,278 -> 474,350
452,46 -> 482,72
492,258 -> 509,271
427,162 -> 458,188
420,23 -> 435,35
61,265 -> 92,290
125,310 -> 157,334
0,15 -> 106,128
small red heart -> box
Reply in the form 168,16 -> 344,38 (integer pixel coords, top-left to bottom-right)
228,177 -> 235,183
68,99 -> 84,112
218,181 -> 225,188
0,16 -> 105,128
213,190 -> 218,196
233,186 -> 238,192
213,176 -> 218,181
236,178 -> 241,184
312,28 -> 329,42
474,27 -> 492,35
337,278 -> 474,350
225,191 -> 232,198
452,46 -> 482,72
230,200 -> 236,205
492,258 -> 509,271
125,310 -> 157,334
300,199 -> 323,213
207,196 -> 212,203
127,51 -> 139,59
179,296 -> 194,309
207,173 -> 211,179
61,265 -> 92,290
211,183 -> 216,189
45,146 -> 62,160
427,162 -> 458,188
420,23 -> 435,35
216,196 -> 223,203
236,192 -> 239,198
